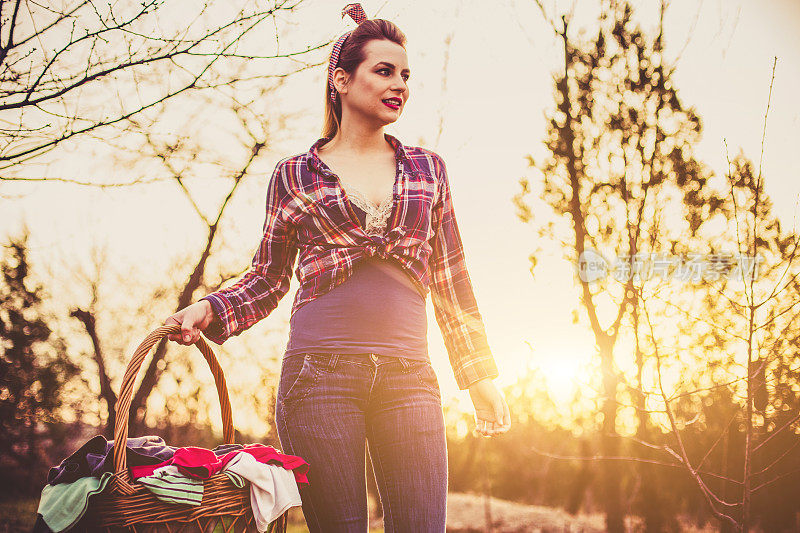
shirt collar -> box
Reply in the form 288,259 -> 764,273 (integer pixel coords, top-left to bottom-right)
306,132 -> 410,173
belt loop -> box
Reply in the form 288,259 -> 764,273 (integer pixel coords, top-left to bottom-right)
397,357 -> 411,371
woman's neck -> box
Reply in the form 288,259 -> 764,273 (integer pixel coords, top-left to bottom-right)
322,123 -> 391,158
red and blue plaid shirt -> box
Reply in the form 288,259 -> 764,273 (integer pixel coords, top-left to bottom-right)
201,133 -> 499,389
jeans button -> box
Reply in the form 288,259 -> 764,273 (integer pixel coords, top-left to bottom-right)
370,353 -> 378,362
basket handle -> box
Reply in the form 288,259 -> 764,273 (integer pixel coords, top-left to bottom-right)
112,324 -> 235,494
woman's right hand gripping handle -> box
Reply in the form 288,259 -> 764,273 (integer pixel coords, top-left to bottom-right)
164,300 -> 216,345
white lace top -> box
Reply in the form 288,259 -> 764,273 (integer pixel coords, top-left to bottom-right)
339,180 -> 394,237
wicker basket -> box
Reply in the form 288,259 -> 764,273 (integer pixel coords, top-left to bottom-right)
73,324 -> 290,533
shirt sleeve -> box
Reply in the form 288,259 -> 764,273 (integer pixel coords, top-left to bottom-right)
427,153 -> 500,390
200,162 -> 298,345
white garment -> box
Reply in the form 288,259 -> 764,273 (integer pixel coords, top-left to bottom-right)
339,180 -> 394,236
223,452 -> 302,531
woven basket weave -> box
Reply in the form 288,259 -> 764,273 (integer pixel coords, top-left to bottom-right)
73,324 -> 289,533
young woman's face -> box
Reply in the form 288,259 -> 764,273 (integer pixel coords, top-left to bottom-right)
337,39 -> 411,125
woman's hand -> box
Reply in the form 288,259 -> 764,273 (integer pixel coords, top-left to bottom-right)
164,300 -> 215,345
468,378 -> 511,437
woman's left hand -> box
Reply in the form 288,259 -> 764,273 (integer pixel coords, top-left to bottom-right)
468,378 -> 511,437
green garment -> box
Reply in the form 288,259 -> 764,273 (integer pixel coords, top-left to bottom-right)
37,472 -> 113,532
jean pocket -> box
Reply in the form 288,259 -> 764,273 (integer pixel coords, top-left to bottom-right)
278,353 -> 320,404
409,360 -> 441,399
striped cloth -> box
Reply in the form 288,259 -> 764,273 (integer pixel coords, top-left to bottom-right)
137,465 -> 204,506
224,470 -> 246,488
327,3 -> 368,103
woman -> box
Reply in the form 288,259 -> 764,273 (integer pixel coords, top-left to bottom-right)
164,4 -> 511,531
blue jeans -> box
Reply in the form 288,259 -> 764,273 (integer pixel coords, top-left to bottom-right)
275,352 -> 448,532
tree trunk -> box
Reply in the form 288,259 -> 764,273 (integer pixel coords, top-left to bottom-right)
600,340 -> 624,533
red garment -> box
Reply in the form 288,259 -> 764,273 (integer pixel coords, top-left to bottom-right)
130,444 -> 310,486
225,444 -> 309,486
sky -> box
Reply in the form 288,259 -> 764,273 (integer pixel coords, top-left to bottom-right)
2,0 -> 799,434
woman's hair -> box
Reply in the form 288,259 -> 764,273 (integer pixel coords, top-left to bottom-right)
322,19 -> 407,139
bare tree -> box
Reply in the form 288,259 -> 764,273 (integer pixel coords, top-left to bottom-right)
1,0 -> 325,435
516,1 -> 725,530
127,84 -> 299,431
635,58 -> 800,530
0,0 -> 327,180
518,1 -> 800,528
8,27 -> 307,438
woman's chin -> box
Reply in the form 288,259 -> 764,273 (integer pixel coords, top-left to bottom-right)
379,111 -> 401,125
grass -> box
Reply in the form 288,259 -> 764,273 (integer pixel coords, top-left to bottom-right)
1,491 -> 729,532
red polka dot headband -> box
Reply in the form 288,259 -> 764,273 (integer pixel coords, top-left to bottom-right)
328,3 -> 368,104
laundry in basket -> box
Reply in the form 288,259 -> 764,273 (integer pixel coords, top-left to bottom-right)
33,324 -> 309,533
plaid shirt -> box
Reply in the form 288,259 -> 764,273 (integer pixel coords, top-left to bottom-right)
200,133 -> 499,390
